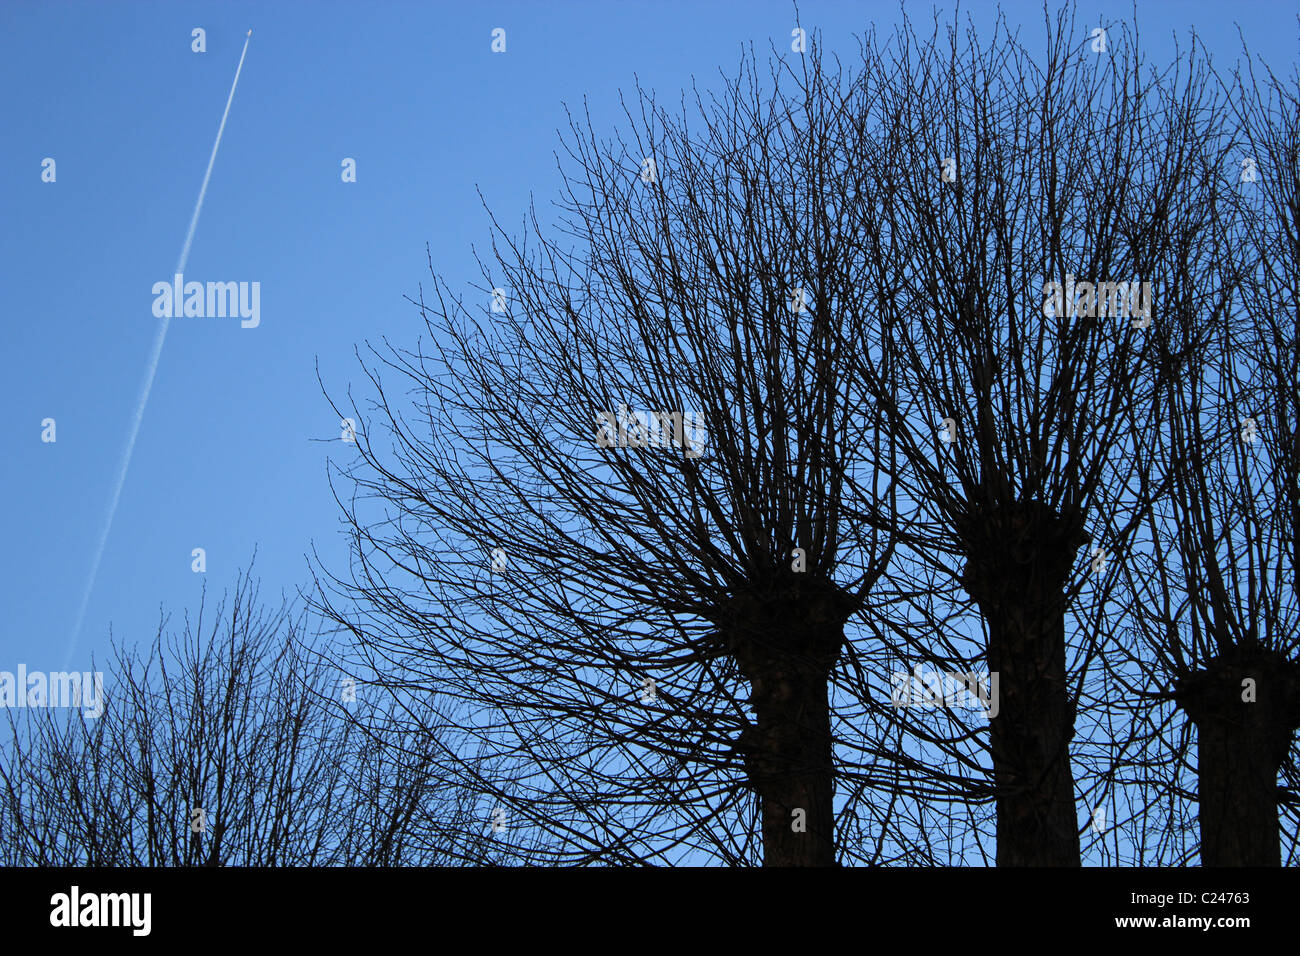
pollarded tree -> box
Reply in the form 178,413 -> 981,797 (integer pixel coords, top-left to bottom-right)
840,6 -> 1234,865
314,35 -> 915,866
1110,49 -> 1300,866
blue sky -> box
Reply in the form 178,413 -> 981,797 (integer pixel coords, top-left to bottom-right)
2,0 -> 1297,685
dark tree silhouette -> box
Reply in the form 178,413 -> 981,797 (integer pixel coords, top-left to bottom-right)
0,569 -> 477,865
313,35 -> 915,866
836,7 -> 1242,865
1110,47 -> 1300,866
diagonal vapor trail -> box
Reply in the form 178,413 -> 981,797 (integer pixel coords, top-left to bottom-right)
66,30 -> 253,667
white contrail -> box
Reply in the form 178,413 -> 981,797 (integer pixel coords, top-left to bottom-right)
66,30 -> 253,666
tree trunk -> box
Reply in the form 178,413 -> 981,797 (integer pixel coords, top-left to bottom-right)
960,500 -> 1085,866
740,660 -> 837,865
723,583 -> 852,866
1175,646 -> 1300,866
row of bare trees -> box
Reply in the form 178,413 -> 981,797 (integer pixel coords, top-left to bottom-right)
5,3 -> 1295,867
315,5 -> 1300,865
0,569 -> 491,865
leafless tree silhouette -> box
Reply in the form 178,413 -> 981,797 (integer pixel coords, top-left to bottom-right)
1108,45 -> 1300,866
0,568 -> 479,865
313,34 -> 916,866
831,7 -> 1259,865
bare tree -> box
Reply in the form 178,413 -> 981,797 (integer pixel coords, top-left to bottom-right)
0,568 -> 474,865
313,33 -> 917,866
836,7 -> 1237,865
1110,45 -> 1300,866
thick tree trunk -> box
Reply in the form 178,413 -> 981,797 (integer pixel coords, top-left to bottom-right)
740,659 -> 837,866
960,500 -> 1085,866
981,592 -> 1081,865
1175,646 -> 1300,866
723,583 -> 852,867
